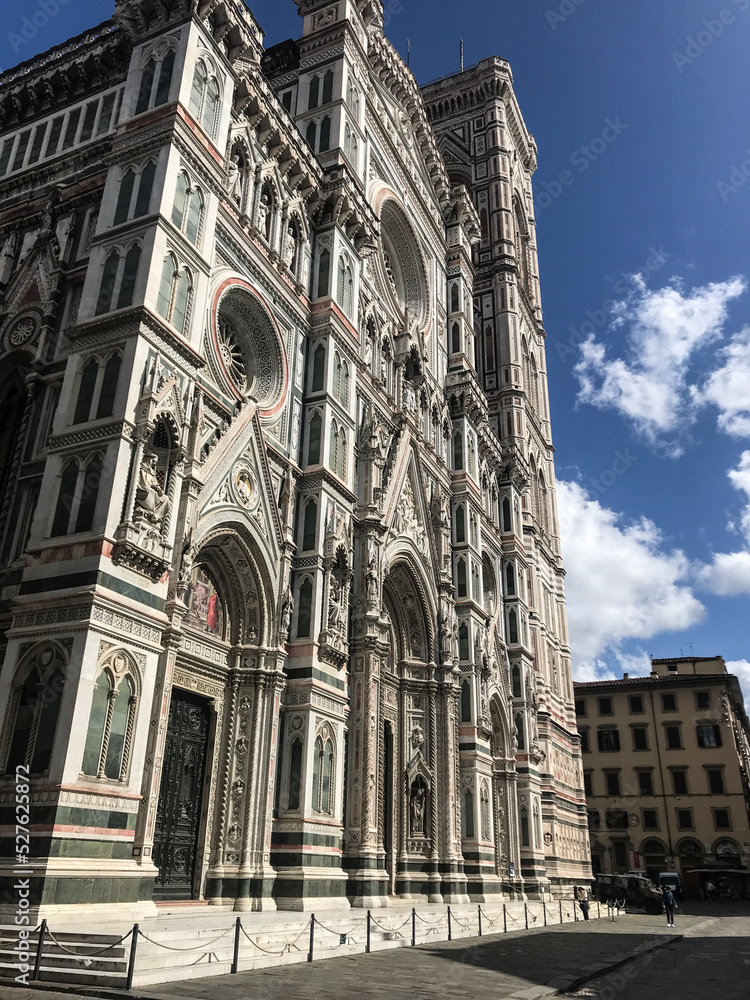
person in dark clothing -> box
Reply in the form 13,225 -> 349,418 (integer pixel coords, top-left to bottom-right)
576,885 -> 590,921
662,885 -> 677,926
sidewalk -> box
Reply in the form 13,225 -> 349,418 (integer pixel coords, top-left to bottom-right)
8,912 -> 703,1000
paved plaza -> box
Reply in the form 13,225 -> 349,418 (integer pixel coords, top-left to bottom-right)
2,903 -> 748,1000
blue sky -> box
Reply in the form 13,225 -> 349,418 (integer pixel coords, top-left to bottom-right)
3,1 -> 749,687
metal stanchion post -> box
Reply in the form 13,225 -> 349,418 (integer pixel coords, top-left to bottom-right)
411,908 -> 416,947
574,899 -> 578,921
597,900 -> 601,918
478,905 -> 482,937
231,916 -> 241,974
32,919 -> 47,982
447,905 -> 452,941
524,903 -> 528,930
543,901 -> 547,926
559,900 -> 563,923
366,910 -> 371,954
308,915 -> 315,963
503,903 -> 507,933
126,925 -> 139,991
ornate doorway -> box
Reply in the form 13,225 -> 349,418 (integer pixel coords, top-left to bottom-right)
153,689 -> 211,900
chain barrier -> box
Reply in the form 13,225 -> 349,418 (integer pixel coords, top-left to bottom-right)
413,911 -> 443,925
478,908 -> 499,929
44,928 -> 133,959
138,926 -> 234,952
368,914 -> 412,933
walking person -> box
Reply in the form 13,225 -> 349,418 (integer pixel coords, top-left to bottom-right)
705,880 -> 717,902
576,885 -> 590,921
662,885 -> 677,927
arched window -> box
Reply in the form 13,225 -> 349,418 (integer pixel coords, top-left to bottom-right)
114,169 -> 135,226
308,411 -> 322,464
172,172 -> 205,245
502,497 -> 512,533
156,255 -> 192,333
308,74 -> 320,111
302,499 -> 317,550
508,609 -> 518,644
459,623 -> 469,661
515,712 -> 525,752
512,665 -> 522,699
74,359 -> 99,424
454,432 -> 463,470
3,651 -> 66,775
319,116 -> 331,153
506,563 -> 516,596
461,680 -> 471,722
82,667 -> 137,781
134,161 -> 156,217
96,354 -> 122,419
337,257 -> 353,314
468,436 -> 476,477
322,70 -> 334,104
311,344 -> 325,392
520,805 -> 530,846
51,460 -> 79,536
312,735 -> 334,814
306,120 -> 317,149
451,322 -> 460,354
135,49 -> 174,116
463,789 -> 475,839
317,248 -> 331,298
96,250 -> 120,315
297,578 -> 313,638
455,504 -> 465,543
450,283 -> 460,313
288,738 -> 303,810
189,60 -> 220,138
457,557 -> 467,598
75,455 -> 102,533
480,785 -> 490,841
117,244 -> 141,309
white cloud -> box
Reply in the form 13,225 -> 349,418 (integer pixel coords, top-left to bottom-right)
699,327 -> 750,438
574,275 -> 746,453
557,481 -> 705,678
696,452 -> 750,595
725,660 -> 750,713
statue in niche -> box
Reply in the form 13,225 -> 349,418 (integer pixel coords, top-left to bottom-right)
226,151 -> 243,206
410,781 -> 426,836
283,223 -> 297,271
439,614 -> 452,664
257,192 -> 271,241
135,452 -> 170,526
366,559 -> 379,606
328,578 -> 343,629
280,586 -> 294,636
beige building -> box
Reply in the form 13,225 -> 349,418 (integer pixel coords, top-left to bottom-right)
575,656 -> 750,881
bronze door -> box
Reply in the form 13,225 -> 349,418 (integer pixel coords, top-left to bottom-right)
153,689 -> 211,899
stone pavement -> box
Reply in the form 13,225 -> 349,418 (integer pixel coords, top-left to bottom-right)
2,907 -> 746,1000
564,902 -> 750,1000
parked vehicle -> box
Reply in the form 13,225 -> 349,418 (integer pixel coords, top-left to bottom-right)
593,873 -> 663,914
658,871 -> 683,900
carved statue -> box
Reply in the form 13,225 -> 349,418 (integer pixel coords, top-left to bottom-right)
410,783 -> 426,836
257,192 -> 270,239
366,559 -> 379,605
283,223 -> 297,271
135,452 -> 170,526
281,586 -> 294,635
439,614 -> 452,663
328,578 -> 342,628
226,152 -> 243,205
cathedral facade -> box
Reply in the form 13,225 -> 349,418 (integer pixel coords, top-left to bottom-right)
0,0 -> 590,919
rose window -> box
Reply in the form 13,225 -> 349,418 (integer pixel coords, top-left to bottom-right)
213,287 -> 286,410
217,316 -> 247,391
